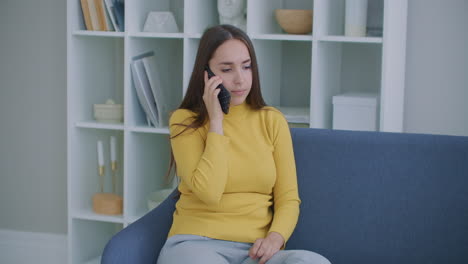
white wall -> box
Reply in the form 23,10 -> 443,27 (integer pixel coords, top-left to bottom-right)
404,0 -> 468,136
0,0 -> 467,236
0,0 -> 67,234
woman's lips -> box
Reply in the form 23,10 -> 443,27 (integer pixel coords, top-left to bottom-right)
231,90 -> 246,96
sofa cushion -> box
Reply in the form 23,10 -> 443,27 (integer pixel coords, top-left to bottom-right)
286,128 -> 468,264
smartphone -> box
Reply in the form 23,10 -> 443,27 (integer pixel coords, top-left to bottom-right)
205,66 -> 231,114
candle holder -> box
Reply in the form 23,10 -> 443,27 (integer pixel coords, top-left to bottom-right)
92,140 -> 123,215
99,165 -> 105,192
111,161 -> 118,194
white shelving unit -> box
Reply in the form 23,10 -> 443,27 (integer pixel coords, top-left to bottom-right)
67,0 -> 407,263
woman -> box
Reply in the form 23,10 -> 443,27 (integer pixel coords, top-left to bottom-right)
157,25 -> 330,264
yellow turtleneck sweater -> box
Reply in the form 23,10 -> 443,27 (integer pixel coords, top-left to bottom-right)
167,102 -> 301,244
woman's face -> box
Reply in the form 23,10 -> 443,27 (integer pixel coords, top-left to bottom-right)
208,39 -> 252,106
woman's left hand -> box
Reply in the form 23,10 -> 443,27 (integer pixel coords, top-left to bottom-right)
248,232 -> 285,264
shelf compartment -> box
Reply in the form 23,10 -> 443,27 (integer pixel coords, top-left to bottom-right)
127,0 -> 184,33
70,219 -> 122,264
184,0 -> 218,35
125,132 -> 173,223
253,39 -> 312,112
315,0 -> 383,37
311,41 -> 382,129
247,0 -> 314,36
70,129 -> 124,214
126,38 -> 183,128
69,36 -> 124,123
71,0 -> 125,32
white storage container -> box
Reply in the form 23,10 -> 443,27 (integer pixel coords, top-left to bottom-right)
332,92 -> 379,131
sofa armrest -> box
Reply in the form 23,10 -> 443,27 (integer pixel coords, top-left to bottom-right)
101,189 -> 178,264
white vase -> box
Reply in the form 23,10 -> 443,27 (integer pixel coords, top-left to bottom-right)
345,0 -> 368,37
143,11 -> 179,33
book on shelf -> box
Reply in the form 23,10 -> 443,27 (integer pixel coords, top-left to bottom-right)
276,106 -> 310,124
288,123 -> 310,128
86,0 -> 100,30
80,0 -> 119,31
112,0 -> 125,32
94,0 -> 108,31
104,7 -> 115,31
130,51 -> 171,128
104,0 -> 118,31
131,55 -> 159,127
142,55 -> 170,127
80,0 -> 93,30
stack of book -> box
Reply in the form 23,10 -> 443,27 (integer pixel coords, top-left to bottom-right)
276,106 -> 311,128
80,0 -> 124,31
131,51 -> 171,128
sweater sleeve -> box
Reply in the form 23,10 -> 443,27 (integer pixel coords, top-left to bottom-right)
267,111 -> 301,244
169,110 -> 230,206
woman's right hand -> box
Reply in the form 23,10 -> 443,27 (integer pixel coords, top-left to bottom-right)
203,71 -> 224,134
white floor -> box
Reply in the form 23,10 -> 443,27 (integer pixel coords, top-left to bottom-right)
0,229 -> 67,264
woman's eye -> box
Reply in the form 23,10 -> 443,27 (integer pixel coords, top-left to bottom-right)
221,68 -> 231,72
243,65 -> 252,70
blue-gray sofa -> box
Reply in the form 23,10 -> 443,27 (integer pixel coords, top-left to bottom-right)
102,128 -> 468,264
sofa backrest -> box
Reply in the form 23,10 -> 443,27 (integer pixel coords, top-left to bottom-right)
286,128 -> 468,264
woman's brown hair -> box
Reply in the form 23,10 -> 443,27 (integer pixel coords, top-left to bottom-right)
165,24 -> 267,185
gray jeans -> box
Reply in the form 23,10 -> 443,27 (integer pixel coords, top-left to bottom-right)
157,234 -> 331,264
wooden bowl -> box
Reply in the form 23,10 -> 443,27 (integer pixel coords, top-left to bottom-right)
275,9 -> 313,34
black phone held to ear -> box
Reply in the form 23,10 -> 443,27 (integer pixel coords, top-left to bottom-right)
205,66 -> 231,114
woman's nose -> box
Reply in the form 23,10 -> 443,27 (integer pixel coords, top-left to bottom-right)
233,69 -> 244,84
